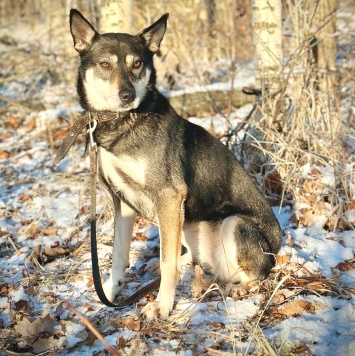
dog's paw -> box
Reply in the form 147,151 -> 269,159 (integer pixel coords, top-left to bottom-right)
141,301 -> 171,320
93,278 -> 124,303
141,290 -> 175,320
145,260 -> 161,275
225,281 -> 256,300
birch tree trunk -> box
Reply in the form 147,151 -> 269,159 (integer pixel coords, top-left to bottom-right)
252,0 -> 283,94
99,0 -> 132,33
308,0 -> 338,91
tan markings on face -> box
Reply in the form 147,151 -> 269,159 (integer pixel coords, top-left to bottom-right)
108,54 -> 118,64
125,55 -> 135,67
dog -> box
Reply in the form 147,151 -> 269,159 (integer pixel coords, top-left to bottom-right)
69,9 -> 282,319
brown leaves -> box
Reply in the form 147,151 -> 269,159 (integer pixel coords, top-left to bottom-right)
14,311 -> 56,337
337,261 -> 355,271
275,299 -> 327,318
43,227 -> 57,236
13,311 -> 58,350
297,203 -> 329,228
30,244 -> 71,265
11,309 -> 88,353
0,283 -> 9,296
192,265 -> 214,298
276,300 -> 315,317
14,299 -> 29,312
293,165 -> 355,231
0,149 -> 10,159
6,115 -> 21,129
264,171 -> 283,195
25,223 -> 41,239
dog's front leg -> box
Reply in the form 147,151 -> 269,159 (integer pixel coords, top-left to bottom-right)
141,186 -> 186,319
102,195 -> 136,302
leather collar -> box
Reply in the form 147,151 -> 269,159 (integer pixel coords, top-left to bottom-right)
55,111 -> 122,165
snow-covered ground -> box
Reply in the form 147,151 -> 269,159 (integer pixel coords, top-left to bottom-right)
0,103 -> 354,355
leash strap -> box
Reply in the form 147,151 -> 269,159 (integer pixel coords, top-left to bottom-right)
56,112 -> 160,308
55,112 -> 121,165
88,129 -> 160,307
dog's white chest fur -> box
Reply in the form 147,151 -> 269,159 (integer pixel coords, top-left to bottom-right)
98,147 -> 156,220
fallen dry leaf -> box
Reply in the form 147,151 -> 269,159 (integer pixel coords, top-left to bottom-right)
338,240 -> 346,247
271,288 -> 297,304
122,315 -> 141,331
86,276 -> 94,287
146,293 -> 156,303
26,223 -> 41,239
337,261 -> 354,271
134,232 -> 147,241
14,311 -> 57,341
192,265 -> 213,298
264,171 -> 283,195
298,202 -> 329,227
81,205 -> 89,214
0,149 -> 10,159
30,245 -> 72,265
19,194 -> 31,202
276,255 -> 290,264
286,233 -> 293,247
43,228 -> 57,236
0,132 -> 11,139
32,336 -> 66,354
291,341 -> 312,355
118,336 -> 126,348
54,129 -> 70,142
22,116 -> 36,131
0,283 -> 9,296
276,300 -> 315,317
55,301 -> 68,317
7,115 -> 20,129
14,299 -> 29,312
345,200 -> 355,210
51,240 -> 60,248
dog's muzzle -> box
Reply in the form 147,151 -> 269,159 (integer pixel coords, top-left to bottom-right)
119,88 -> 136,103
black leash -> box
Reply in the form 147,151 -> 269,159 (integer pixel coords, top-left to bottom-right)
56,112 -> 160,308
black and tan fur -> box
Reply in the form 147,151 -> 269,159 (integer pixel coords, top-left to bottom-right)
69,9 -> 282,319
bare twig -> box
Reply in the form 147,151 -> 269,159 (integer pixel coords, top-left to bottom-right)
64,301 -> 121,355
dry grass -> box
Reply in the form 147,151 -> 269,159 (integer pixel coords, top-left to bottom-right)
225,1 -> 354,232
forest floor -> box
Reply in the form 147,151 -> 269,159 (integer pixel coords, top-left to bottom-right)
0,5 -> 354,356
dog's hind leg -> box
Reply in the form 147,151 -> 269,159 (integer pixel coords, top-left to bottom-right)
141,186 -> 187,319
214,215 -> 278,294
102,195 -> 136,302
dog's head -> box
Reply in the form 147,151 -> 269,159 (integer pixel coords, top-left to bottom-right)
70,9 -> 168,112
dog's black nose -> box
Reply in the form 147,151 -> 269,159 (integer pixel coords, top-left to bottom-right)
119,89 -> 136,103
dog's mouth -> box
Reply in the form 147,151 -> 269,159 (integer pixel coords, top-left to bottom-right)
116,97 -> 141,112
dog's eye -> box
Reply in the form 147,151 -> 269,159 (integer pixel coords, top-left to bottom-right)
100,62 -> 110,69
133,60 -> 142,69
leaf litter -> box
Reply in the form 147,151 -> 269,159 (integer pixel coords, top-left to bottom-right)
0,103 -> 354,355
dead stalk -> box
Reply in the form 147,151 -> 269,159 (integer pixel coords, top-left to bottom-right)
64,301 -> 121,355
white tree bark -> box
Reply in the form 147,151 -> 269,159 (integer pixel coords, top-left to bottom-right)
99,0 -> 132,33
252,0 -> 283,93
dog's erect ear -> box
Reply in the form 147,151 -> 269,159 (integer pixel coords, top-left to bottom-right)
70,9 -> 98,53
138,13 -> 169,54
